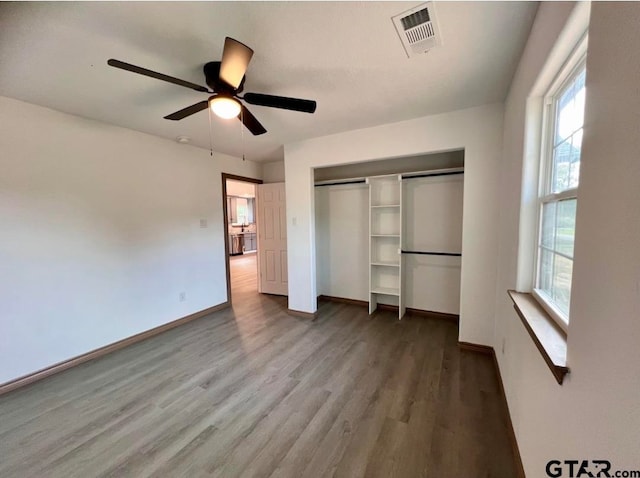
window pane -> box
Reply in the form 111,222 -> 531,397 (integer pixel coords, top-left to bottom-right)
538,249 -> 573,318
539,247 -> 554,293
556,84 -> 575,145
552,66 -> 586,193
556,199 -> 576,257
556,69 -> 586,145
541,202 -> 556,248
568,129 -> 582,189
236,198 -> 248,224
573,69 -> 586,128
552,139 -> 572,192
552,254 -> 573,317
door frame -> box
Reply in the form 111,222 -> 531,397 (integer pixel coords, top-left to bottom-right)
222,173 -> 263,304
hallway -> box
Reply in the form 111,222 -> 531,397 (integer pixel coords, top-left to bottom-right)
230,252 -> 258,297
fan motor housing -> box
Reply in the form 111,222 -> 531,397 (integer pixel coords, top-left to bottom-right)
204,61 -> 245,93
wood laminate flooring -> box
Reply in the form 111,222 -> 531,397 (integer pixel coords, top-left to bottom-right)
0,253 -> 518,477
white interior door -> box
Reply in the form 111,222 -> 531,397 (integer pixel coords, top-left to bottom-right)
257,183 -> 288,296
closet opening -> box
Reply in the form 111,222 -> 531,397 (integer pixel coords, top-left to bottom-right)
314,150 -> 464,319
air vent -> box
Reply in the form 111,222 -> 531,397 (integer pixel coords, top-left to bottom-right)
392,2 -> 441,58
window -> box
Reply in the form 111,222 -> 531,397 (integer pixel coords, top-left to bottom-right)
231,197 -> 255,225
534,61 -> 586,328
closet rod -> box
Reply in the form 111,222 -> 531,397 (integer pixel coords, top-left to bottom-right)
402,250 -> 462,257
314,179 -> 366,187
314,167 -> 464,187
403,170 -> 464,180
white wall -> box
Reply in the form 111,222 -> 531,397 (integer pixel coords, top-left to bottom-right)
262,160 -> 285,183
219,156 -> 261,182
285,103 -> 504,345
0,96 -> 261,384
495,2 -> 640,475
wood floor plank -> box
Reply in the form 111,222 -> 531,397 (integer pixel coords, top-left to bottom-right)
363,417 -> 408,478
0,254 -> 519,477
332,388 -> 397,478
216,387 -> 332,478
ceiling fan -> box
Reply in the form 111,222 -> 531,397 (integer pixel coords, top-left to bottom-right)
107,37 -> 317,136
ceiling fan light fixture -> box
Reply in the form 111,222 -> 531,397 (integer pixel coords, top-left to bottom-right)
108,36 -> 315,136
210,96 -> 241,119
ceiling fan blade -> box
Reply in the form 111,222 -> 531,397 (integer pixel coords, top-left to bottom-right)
239,104 -> 267,136
164,101 -> 209,120
108,59 -> 209,93
243,92 -> 317,113
219,37 -> 254,90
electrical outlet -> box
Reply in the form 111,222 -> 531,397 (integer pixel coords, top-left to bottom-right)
200,219 -> 208,228
179,292 -> 186,302
501,338 -> 506,355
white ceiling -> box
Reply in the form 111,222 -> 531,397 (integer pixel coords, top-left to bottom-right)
0,2 -> 537,162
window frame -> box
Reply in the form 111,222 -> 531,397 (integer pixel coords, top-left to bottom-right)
532,50 -> 587,333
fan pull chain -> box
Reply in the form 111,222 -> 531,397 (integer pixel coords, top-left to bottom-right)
208,106 -> 213,157
240,108 -> 246,161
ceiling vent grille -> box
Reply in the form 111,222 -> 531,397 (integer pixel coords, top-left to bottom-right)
392,2 -> 441,58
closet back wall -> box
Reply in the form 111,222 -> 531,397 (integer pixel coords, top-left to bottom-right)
315,183 -> 369,302
404,174 -> 463,314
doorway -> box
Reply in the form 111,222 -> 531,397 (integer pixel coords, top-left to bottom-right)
222,173 -> 262,303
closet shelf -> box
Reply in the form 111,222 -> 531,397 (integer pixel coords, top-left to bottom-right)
371,286 -> 400,296
371,234 -> 400,238
371,261 -> 400,267
371,204 -> 400,208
